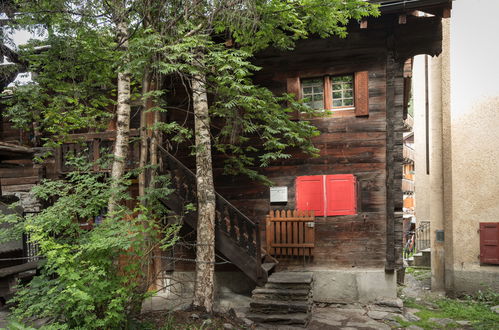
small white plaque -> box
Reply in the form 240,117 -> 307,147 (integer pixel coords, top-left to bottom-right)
270,186 -> 288,203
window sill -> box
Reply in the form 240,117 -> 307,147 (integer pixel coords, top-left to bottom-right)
300,109 -> 356,119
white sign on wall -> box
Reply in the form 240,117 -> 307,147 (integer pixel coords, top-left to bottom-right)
270,186 -> 288,203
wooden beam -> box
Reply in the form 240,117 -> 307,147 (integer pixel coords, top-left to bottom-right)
442,7 -> 451,18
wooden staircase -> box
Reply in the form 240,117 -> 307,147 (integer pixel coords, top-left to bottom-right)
157,146 -> 277,286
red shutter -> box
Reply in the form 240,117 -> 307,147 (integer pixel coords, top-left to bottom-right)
325,174 -> 357,216
354,71 -> 369,117
480,222 -> 499,264
287,77 -> 301,120
296,175 -> 325,216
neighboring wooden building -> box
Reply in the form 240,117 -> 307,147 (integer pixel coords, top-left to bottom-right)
0,0 -> 453,306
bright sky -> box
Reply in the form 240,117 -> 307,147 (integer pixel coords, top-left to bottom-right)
3,29 -> 37,85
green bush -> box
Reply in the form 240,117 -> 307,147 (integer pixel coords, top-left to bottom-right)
0,161 -> 179,329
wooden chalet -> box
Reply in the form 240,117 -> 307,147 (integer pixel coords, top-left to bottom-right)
0,0 -> 453,316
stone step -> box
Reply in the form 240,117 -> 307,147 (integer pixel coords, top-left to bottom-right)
250,299 -> 310,314
264,282 -> 312,290
246,312 -> 309,325
413,250 -> 431,267
252,288 -> 310,301
261,262 -> 276,274
267,272 -> 313,284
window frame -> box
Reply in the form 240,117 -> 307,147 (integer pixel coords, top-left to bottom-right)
300,74 -> 355,112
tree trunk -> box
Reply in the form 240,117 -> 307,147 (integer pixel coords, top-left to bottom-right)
108,16 -> 131,214
138,71 -> 151,198
192,70 -> 216,312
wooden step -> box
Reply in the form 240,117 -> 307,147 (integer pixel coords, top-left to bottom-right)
246,312 -> 309,325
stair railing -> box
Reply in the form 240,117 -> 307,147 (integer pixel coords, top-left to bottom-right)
415,221 -> 430,253
157,145 -> 262,280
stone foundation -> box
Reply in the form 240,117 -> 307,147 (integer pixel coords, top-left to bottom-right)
312,269 -> 397,304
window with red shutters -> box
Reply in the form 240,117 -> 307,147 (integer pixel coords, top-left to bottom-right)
296,174 -> 357,216
479,222 -> 499,265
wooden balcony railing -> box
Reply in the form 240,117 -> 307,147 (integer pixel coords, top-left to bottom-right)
402,178 -> 414,194
403,145 -> 415,163
56,130 -> 140,173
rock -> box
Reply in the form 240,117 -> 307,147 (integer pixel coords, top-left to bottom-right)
375,297 -> 404,309
429,318 -> 455,326
407,326 -> 424,330
189,313 -> 199,319
203,319 -> 212,325
367,311 -> 388,320
368,304 -> 402,313
491,305 -> 499,314
386,313 -> 407,322
404,312 -> 421,322
388,321 -> 401,328
241,317 -> 254,326
456,320 -> 471,326
423,302 -> 439,310
405,307 -> 420,314
223,323 -> 233,329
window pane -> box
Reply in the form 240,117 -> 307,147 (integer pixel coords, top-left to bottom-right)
333,100 -> 342,107
301,78 -> 325,110
312,101 -> 323,109
330,75 -> 354,108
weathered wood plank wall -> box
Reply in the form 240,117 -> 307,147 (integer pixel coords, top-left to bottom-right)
165,15 -> 443,272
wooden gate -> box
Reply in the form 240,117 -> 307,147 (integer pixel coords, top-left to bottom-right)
265,210 -> 315,258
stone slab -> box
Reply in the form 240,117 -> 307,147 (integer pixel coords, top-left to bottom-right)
313,269 -> 397,304
268,272 -> 313,284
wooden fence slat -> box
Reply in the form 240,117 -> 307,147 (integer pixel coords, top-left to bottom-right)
265,209 -> 315,259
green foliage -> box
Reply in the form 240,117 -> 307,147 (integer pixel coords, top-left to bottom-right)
401,296 -> 499,330
0,159 -> 180,329
3,32 -> 115,144
226,0 -> 379,51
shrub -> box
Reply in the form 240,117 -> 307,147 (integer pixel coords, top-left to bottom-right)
0,160 -> 179,329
